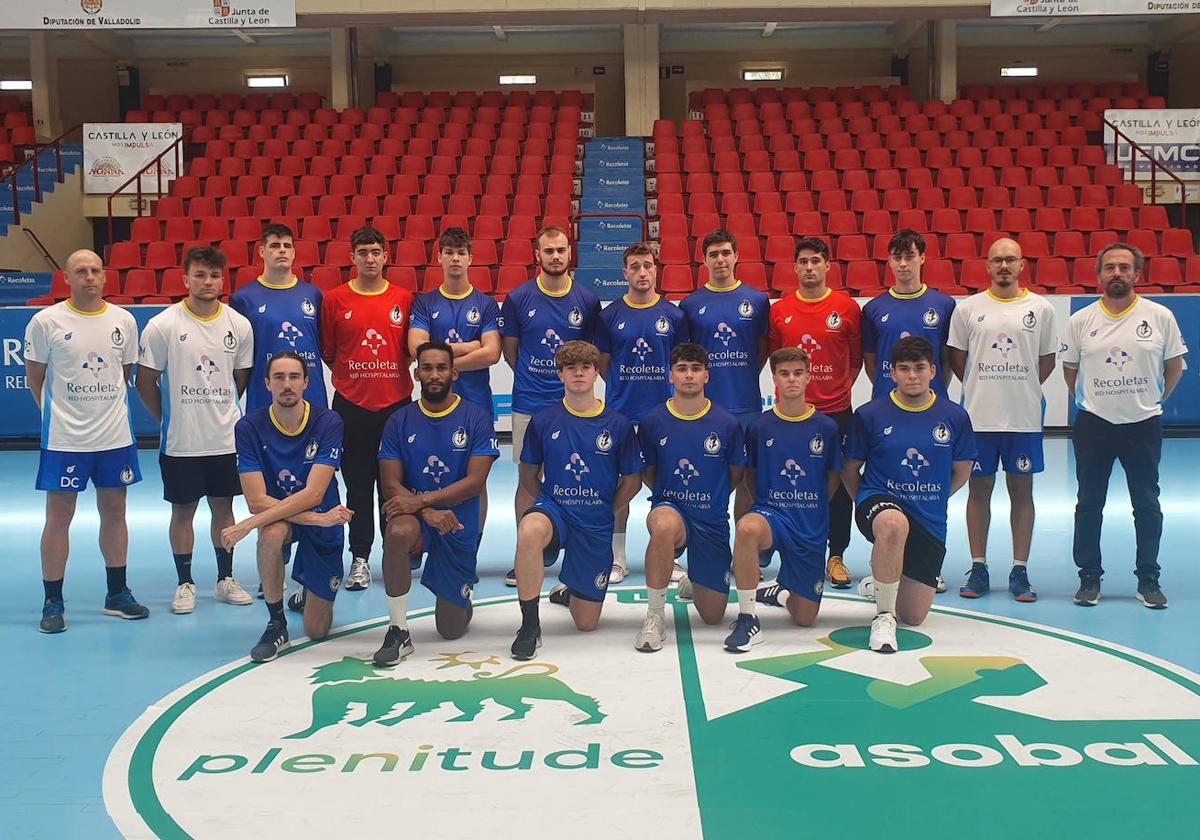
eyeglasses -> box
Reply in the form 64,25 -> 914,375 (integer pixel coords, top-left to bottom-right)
987,256 -> 1022,267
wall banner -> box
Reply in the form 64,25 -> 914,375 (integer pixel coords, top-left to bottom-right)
0,1 -> 296,29
84,123 -> 183,195
992,0 -> 1200,17
1102,109 -> 1200,181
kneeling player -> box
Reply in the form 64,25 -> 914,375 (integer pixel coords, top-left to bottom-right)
737,348 -> 842,647
511,341 -> 643,660
373,341 -> 499,665
635,343 -> 746,652
842,337 -> 975,653
222,353 -> 354,662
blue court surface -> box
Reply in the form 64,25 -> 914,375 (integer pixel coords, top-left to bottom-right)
2,437 -> 1198,839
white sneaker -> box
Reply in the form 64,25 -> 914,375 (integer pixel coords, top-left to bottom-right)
857,574 -> 876,600
215,577 -> 253,606
171,582 -> 196,614
935,575 -> 947,593
869,612 -> 899,654
345,557 -> 372,591
670,562 -> 686,583
634,612 -> 666,652
608,563 -> 627,584
675,574 -> 693,601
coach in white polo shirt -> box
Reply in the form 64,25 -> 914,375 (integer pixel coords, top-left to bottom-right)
137,246 -> 255,615
1060,242 -> 1186,610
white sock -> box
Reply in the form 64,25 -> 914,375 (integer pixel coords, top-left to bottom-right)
737,588 -> 756,616
775,588 -> 791,607
387,593 -> 409,630
647,586 -> 667,617
612,533 -> 627,568
1012,558 -> 1028,567
972,556 -> 987,566
875,580 -> 899,616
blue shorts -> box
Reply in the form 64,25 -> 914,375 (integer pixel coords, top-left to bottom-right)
288,522 -> 345,602
526,498 -> 612,602
418,519 -> 479,608
656,501 -> 733,595
973,431 -> 1044,477
36,444 -> 141,492
750,505 -> 826,604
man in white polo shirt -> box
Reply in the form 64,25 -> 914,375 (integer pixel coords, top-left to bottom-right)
1060,242 -> 1186,609
137,246 -> 255,615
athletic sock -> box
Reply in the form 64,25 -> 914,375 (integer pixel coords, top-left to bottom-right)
105,565 -> 127,597
775,588 -> 791,607
43,578 -> 64,604
875,579 -> 899,616
1012,558 -> 1028,567
173,553 -> 194,586
266,599 -> 285,624
972,556 -> 987,566
387,593 -> 410,631
612,532 -> 627,569
736,588 -> 757,616
215,548 -> 234,582
519,596 -> 540,630
647,586 -> 668,617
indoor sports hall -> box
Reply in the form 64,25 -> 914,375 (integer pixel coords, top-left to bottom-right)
1,4 -> 1198,838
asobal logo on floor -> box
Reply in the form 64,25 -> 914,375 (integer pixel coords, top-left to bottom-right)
104,592 -> 1200,838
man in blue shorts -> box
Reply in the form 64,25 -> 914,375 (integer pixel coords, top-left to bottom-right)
511,341 -> 643,660
374,341 -> 500,665
736,348 -> 843,650
842,337 -> 976,654
633,343 -> 745,652
221,352 -> 353,662
25,249 -> 147,632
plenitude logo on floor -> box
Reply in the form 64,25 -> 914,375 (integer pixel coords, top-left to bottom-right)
105,592 -> 1200,839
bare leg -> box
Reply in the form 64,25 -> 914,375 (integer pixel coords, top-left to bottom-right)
207,496 -> 235,551
96,488 -> 129,569
41,492 -> 78,581
787,596 -> 821,627
568,596 -> 604,631
169,500 -> 199,555
869,509 -> 908,587
515,512 -> 553,601
1007,473 -> 1035,565
692,583 -> 730,625
436,596 -> 473,639
965,475 -> 995,560
645,507 -> 685,590
303,593 -> 334,640
382,515 -> 419,598
256,521 -> 290,603
896,576 -> 936,626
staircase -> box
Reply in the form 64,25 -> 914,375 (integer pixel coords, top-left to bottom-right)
0,143 -> 83,238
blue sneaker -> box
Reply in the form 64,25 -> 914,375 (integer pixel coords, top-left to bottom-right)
723,613 -> 763,653
1008,566 -> 1038,602
756,581 -> 785,607
103,588 -> 150,620
39,599 -> 66,634
959,563 -> 990,599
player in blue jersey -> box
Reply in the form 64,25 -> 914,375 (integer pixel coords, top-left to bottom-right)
221,353 -> 353,663
511,341 -> 643,660
680,229 -> 769,518
500,226 -> 602,585
373,341 -> 500,665
861,229 -> 956,403
734,348 -> 843,649
632,343 -> 745,652
596,241 -> 689,583
842,337 -> 976,654
230,223 -> 327,412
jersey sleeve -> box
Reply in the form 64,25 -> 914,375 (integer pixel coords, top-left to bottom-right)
756,295 -> 770,338
229,288 -> 248,318
470,409 -> 501,459
234,314 -> 254,370
499,293 -> 519,339
767,304 -> 783,353
138,317 -> 169,371
636,414 -> 658,468
743,420 -> 759,470
1037,301 -> 1058,356
946,301 -> 969,351
314,413 -> 344,468
519,411 -> 543,466
1163,310 -> 1188,360
673,306 -> 691,344
409,295 -> 431,332
23,313 -> 49,364
319,291 -> 337,364
378,412 -> 404,461
118,311 -> 139,366
843,409 -> 870,462
1059,314 -> 1081,367
583,295 -> 602,343
952,409 -> 978,463
846,299 -> 863,377
860,303 -> 879,354
234,418 -> 262,475
825,423 -> 844,474
938,297 -> 955,346
480,297 -> 501,335
729,418 -> 749,468
617,419 -> 645,476
593,309 -> 613,354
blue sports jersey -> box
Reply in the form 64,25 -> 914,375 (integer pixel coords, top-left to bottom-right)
679,282 -> 769,414
844,392 -> 977,542
230,278 -> 328,412
499,277 -> 602,415
378,395 -> 500,536
746,407 -> 843,549
596,295 -> 689,423
410,287 -> 501,414
637,399 -> 745,517
860,286 -> 956,400
520,401 -> 643,530
234,402 -> 343,513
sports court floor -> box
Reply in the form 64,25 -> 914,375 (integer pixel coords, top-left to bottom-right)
2,436 -> 1198,838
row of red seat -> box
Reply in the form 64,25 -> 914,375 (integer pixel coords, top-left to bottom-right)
188,152 -> 575,180
663,127 -> 1088,152
687,96 -> 1160,124
151,192 -> 568,221
201,134 -> 576,161
164,171 -> 577,202
688,81 -> 1147,107
138,89 -> 591,114
658,150 -> 1115,179
376,90 -> 593,109
658,145 -> 1106,172
184,118 -> 583,147
963,82 -> 1149,100
131,103 -> 587,130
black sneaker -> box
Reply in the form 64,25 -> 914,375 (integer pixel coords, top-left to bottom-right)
103,588 -> 150,620
287,588 -> 307,613
373,625 -> 415,665
250,620 -> 289,662
1136,580 -> 1168,610
39,599 -> 66,634
547,584 -> 571,607
504,567 -> 518,587
1073,577 -> 1101,607
511,624 -> 541,660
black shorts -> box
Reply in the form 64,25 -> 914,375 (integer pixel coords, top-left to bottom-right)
854,494 -> 946,588
160,453 -> 242,505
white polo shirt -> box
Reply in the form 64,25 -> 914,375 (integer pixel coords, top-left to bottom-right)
947,288 -> 1058,432
1059,295 -> 1187,424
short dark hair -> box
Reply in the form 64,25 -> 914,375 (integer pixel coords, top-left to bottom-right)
1096,241 -> 1145,275
415,340 -> 454,366
701,229 -> 737,256
891,336 -> 935,367
266,351 -> 308,378
260,223 -> 294,244
888,229 -> 926,256
350,226 -> 387,250
438,227 -> 471,253
537,226 -> 570,246
623,242 -> 655,265
794,237 -> 830,262
555,340 -> 600,369
183,245 -> 227,272
669,342 -> 708,368
769,347 -> 810,372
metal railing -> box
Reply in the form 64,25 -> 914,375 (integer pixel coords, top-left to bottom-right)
1104,117 -> 1189,229
105,129 -> 189,245
2,123 -> 82,226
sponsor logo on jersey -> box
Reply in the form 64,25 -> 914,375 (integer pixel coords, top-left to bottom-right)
923,308 -> 940,328
596,430 -> 613,453
902,447 -> 931,476
780,458 -> 807,485
82,352 -> 108,378
631,338 -> 652,361
568,307 -> 584,328
278,321 -> 304,347
655,316 -> 670,335
305,439 -> 319,460
1106,347 -> 1130,371
542,329 -> 563,355
223,331 -> 237,350
1136,320 -> 1153,339
809,434 -> 825,455
277,468 -> 304,495
1022,310 -> 1037,329
674,458 -> 700,486
703,432 -> 722,455
992,333 -> 1015,358
196,355 -> 220,381
467,307 -> 481,325
422,456 -> 451,485
362,329 -> 388,356
565,452 -> 590,481
932,422 -> 951,445
301,299 -> 316,317
390,305 -> 404,326
714,323 -> 737,347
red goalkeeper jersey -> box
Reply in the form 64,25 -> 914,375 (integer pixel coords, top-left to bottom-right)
320,280 -> 414,409
768,289 -> 862,413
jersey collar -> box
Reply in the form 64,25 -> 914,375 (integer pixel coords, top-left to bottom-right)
349,278 -> 389,296
257,274 -> 298,290
773,404 -> 816,422
985,288 -> 1028,303
794,288 -> 831,304
536,274 -> 573,297
1099,295 -> 1139,319
419,394 -> 461,418
563,398 -> 604,418
623,293 -> 661,309
666,398 -> 711,420
270,400 -> 311,436
888,284 -> 928,300
182,299 -> 222,323
64,300 -> 108,317
439,285 -> 474,301
705,279 -> 742,293
889,389 -> 937,412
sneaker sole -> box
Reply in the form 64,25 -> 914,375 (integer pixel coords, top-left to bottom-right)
635,639 -> 665,653
724,635 -> 763,654
1073,595 -> 1101,606
103,608 -> 149,620
1136,594 -> 1168,610
1012,592 -> 1038,603
38,621 -> 67,634
827,580 -> 852,590
216,594 -> 254,606
871,643 -> 898,654
512,636 -> 542,661
958,590 -> 987,599
344,582 -> 369,592
171,604 -> 195,614
251,641 -> 289,663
